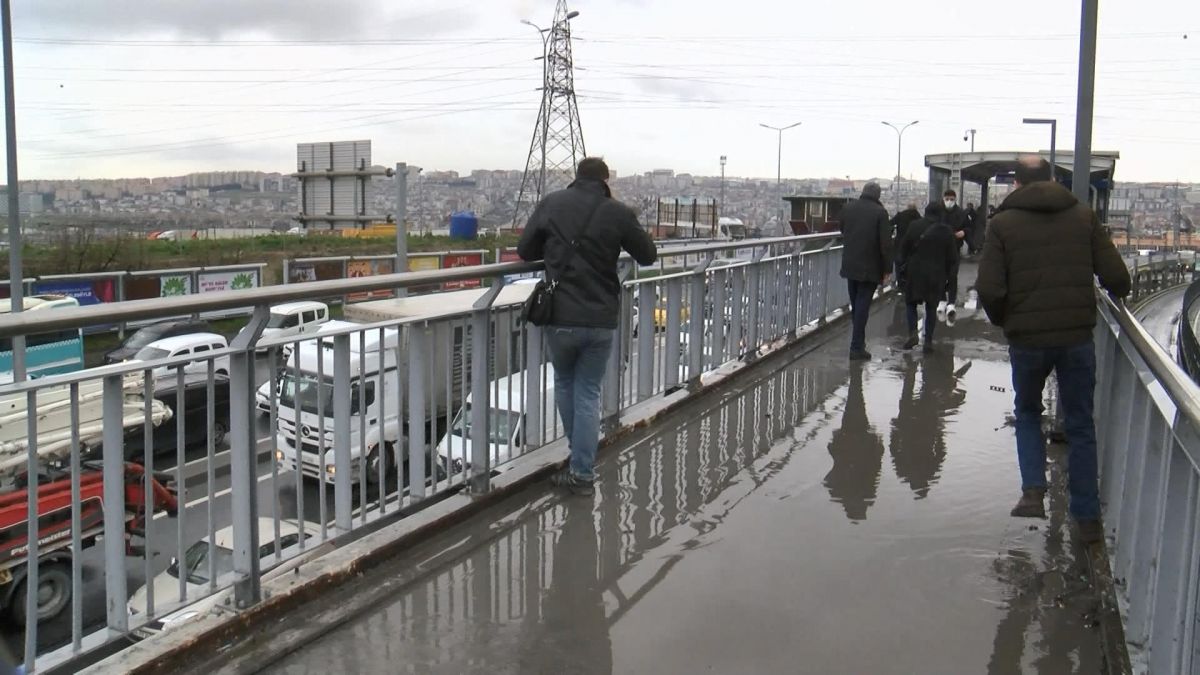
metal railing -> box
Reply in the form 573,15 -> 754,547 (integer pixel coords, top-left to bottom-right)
0,233 -> 845,673
1095,291 -> 1200,674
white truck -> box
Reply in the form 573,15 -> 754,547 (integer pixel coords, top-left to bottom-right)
274,285 -> 533,485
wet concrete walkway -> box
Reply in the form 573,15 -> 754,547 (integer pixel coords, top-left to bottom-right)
262,266 -> 1107,675
1132,285 -> 1185,353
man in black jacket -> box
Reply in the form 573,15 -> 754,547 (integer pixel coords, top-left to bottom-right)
976,156 -> 1131,543
938,189 -> 968,317
518,157 -> 658,495
890,202 -> 922,277
839,181 -> 892,360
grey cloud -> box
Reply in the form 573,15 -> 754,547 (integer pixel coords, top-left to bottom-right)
14,2 -> 473,41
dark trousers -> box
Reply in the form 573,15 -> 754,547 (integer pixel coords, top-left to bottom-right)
1009,340 -> 1100,520
906,299 -> 938,339
946,256 -> 960,305
846,280 -> 877,352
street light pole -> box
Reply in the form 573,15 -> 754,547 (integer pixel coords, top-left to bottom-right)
1022,118 -> 1058,184
882,120 -> 919,215
1072,0 -> 1098,205
759,122 -> 800,228
719,155 -> 727,220
2,0 -> 23,382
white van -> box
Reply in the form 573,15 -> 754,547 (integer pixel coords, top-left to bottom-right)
437,365 -> 557,477
132,332 -> 230,384
259,301 -> 329,352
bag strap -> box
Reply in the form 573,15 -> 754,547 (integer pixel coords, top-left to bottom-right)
545,194 -> 607,280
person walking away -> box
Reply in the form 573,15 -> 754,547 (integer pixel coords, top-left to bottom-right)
518,157 -> 658,495
976,156 -> 1131,544
838,181 -> 892,361
937,189 -> 968,318
963,202 -> 980,255
890,202 -> 922,278
897,204 -> 958,353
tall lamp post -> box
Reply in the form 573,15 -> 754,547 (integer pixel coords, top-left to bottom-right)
1022,118 -> 1057,184
719,155 -> 727,220
759,122 -> 800,228
963,128 -> 976,152
882,120 -> 919,215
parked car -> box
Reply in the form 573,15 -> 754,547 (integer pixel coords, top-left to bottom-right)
122,377 -> 232,458
126,518 -> 320,638
131,333 -> 230,385
105,319 -> 212,364
257,301 -> 329,354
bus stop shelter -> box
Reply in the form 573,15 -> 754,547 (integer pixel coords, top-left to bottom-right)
925,150 -> 1120,233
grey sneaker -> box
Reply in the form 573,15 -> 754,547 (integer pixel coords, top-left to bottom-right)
1010,488 -> 1046,518
551,469 -> 595,496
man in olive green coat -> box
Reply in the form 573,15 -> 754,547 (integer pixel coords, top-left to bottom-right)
976,156 -> 1130,544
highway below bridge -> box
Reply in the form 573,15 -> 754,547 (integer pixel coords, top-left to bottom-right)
193,265 -> 1118,675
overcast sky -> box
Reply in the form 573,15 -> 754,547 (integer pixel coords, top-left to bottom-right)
4,0 -> 1197,183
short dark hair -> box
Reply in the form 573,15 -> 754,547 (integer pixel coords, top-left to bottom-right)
943,189 -> 957,198
576,157 -> 610,181
1015,156 -> 1053,186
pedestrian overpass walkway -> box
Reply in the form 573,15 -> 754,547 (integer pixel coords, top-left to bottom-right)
254,290 -> 1111,674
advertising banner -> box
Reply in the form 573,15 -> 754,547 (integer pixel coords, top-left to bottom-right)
442,252 -> 484,291
198,269 -> 259,294
32,280 -> 103,306
346,260 -> 397,302
288,264 -> 317,284
159,274 -> 192,297
407,255 -> 441,295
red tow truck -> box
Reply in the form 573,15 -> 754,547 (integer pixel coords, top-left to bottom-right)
0,462 -> 177,624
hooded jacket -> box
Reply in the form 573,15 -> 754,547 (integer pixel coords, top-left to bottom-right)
976,181 -> 1130,348
518,179 -> 658,329
838,183 -> 892,283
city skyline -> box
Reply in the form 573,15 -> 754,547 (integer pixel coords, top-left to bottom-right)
4,0 -> 1198,182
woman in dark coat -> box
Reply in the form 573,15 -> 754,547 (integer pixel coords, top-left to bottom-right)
897,204 -> 959,352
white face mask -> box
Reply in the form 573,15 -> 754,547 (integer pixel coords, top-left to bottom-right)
944,199 -> 956,209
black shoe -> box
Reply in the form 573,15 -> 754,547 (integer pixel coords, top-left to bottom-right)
1077,519 -> 1104,544
902,333 -> 919,350
849,349 -> 872,361
922,341 -> 935,354
550,469 -> 595,496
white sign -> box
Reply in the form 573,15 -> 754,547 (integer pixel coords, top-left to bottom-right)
159,274 -> 191,297
198,270 -> 259,294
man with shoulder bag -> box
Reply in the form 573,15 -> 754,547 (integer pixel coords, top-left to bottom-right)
518,158 -> 657,495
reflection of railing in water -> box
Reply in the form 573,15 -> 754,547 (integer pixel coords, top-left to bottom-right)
309,362 -> 845,672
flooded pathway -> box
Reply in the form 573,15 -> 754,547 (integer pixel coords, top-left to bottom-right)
263,267 -> 1106,675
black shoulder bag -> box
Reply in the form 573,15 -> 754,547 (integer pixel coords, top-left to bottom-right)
522,197 -> 606,326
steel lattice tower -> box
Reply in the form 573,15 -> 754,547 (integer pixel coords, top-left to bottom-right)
512,1 -> 586,229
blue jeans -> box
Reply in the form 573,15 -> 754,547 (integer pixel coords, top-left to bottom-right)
546,326 -> 615,482
846,280 -> 877,351
1009,340 -> 1099,520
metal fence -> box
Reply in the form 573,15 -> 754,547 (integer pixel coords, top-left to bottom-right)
1095,291 -> 1200,674
0,233 -> 847,673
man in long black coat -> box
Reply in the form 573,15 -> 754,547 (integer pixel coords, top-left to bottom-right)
838,181 -> 892,361
897,204 -> 958,352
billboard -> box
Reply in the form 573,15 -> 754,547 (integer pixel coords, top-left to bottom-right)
442,253 -> 484,291
198,270 -> 259,294
160,274 -> 191,297
346,259 -> 395,302
31,279 -> 114,306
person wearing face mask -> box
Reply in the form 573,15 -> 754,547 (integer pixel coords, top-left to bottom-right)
937,189 -> 967,318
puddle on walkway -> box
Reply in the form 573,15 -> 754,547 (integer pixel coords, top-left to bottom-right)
264,286 -> 1105,675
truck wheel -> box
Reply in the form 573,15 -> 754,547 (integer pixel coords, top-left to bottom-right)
12,561 -> 71,624
211,420 -> 229,447
366,442 -> 395,486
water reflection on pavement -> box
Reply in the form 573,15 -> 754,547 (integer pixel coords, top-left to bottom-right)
264,282 -> 1104,674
